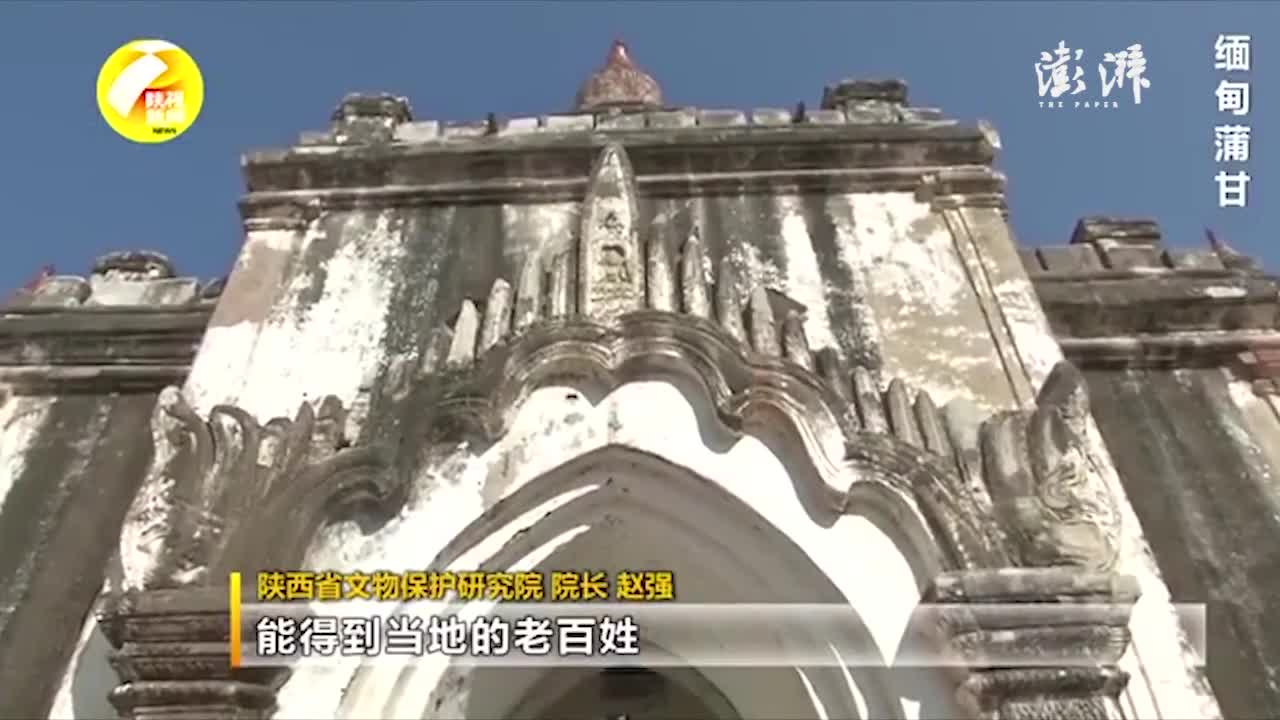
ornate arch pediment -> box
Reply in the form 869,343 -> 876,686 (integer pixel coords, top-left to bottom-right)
117,143 -> 1122,598
102,137 -> 1137,720
401,143 -> 1122,577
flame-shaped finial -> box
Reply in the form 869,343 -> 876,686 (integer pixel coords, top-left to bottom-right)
574,40 -> 664,112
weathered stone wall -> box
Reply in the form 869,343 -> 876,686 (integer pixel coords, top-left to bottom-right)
20,87 -> 1259,720
1028,218 -> 1280,720
0,255 -> 214,720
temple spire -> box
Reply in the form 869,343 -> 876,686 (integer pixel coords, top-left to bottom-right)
574,40 -> 664,112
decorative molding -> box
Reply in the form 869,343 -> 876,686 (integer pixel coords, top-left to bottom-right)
92,251 -> 177,280
578,144 -> 645,322
821,79 -> 910,124
2,250 -> 220,317
932,187 -> 1033,406
0,308 -> 211,394
980,363 -> 1120,572
241,123 -> 996,197
124,386 -> 401,588
1027,218 -> 1279,358
402,145 -> 1124,577
1060,331 -> 1280,369
923,567 -> 1139,720
1034,275 -> 1279,336
915,168 -> 1008,212
99,586 -> 285,720
241,166 -> 1006,212
295,77 -> 959,150
103,381 -> 402,718
242,216 -> 309,233
297,104 -> 959,149
102,147 -> 1135,720
238,196 -> 323,232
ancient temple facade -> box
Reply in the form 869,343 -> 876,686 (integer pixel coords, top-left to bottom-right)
1,42 -> 1277,720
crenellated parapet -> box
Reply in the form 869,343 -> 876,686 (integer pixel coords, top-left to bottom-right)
5,250 -> 223,309
258,44 -> 987,213
1025,217 -> 1280,377
251,106 -> 996,209
303,75 -> 956,149
1024,216 -> 1265,278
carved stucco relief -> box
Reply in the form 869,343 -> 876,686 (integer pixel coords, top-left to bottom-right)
117,143 -> 1125,593
103,144 -> 1133,720
416,144 -> 1122,577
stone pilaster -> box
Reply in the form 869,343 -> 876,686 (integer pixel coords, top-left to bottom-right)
101,586 -> 284,720
922,567 -> 1139,720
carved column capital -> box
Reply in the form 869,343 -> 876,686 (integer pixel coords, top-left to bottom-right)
101,586 -> 284,720
921,567 -> 1140,720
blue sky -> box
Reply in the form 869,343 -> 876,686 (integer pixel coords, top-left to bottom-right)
1,1 -> 1275,293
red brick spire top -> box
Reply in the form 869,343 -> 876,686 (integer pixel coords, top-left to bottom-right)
574,40 -> 664,112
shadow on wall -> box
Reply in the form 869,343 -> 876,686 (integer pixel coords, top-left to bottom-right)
311,376 -> 970,718
70,621 -> 116,720
890,616 -> 960,720
426,446 -> 956,719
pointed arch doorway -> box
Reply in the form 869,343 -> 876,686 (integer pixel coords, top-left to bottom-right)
333,437 -> 959,719
503,665 -> 739,720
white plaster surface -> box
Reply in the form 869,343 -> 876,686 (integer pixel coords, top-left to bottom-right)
277,379 -> 954,719
84,185 -> 1227,719
846,194 -> 969,317
1226,378 -> 1280,522
120,210 -> 409,591
0,394 -> 54,521
992,277 -> 1062,389
1201,286 -> 1248,299
839,193 -> 1011,412
775,195 -> 840,355
185,225 -> 302,414
229,211 -> 406,422
963,222 -> 1222,719
118,387 -> 186,591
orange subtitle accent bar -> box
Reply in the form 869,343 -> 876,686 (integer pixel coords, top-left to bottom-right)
229,572 -> 242,668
